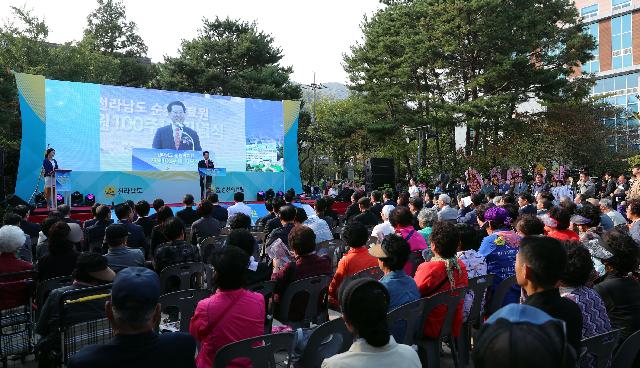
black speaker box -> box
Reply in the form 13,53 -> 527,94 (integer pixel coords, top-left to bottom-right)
365,158 -> 395,191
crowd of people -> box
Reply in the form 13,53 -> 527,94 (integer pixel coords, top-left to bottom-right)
1,165 -> 640,367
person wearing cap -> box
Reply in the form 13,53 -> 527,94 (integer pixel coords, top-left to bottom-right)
592,230 -> 640,345
369,234 -> 419,311
68,267 -> 196,368
328,221 -> 379,308
516,236 -> 583,354
436,194 -> 457,222
472,304 -> 577,368
372,205 -> 395,241
36,221 -> 79,281
414,221 -> 468,339
572,204 -> 604,251
599,198 -> 627,227
153,217 -> 201,277
625,199 -> 640,244
543,207 -> 579,241
104,224 -> 145,273
350,197 -> 379,227
388,207 -> 427,276
36,253 -> 115,364
190,246 -> 263,368
322,279 -> 421,368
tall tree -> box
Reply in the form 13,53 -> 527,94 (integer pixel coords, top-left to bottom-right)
84,0 -> 148,57
155,17 -> 301,100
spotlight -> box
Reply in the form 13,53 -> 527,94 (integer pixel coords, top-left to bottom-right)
71,191 -> 84,207
56,194 -> 64,205
256,191 -> 265,201
276,191 -> 284,198
85,193 -> 95,206
265,188 -> 275,200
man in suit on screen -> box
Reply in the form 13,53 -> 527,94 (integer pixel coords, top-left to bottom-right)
152,101 -> 202,151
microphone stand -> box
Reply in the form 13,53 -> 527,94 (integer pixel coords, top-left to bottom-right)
28,170 -> 44,206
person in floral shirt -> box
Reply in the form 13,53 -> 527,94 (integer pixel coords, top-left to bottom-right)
455,223 -> 487,321
477,205 -> 521,306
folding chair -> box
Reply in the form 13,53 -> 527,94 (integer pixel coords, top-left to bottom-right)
457,274 -> 495,365
581,328 -> 622,368
158,289 -> 211,333
276,275 -> 331,329
159,262 -> 206,294
487,275 -> 517,316
214,332 -> 294,368
35,275 -> 73,319
614,329 -> 640,368
347,266 -> 384,282
0,271 -> 37,368
58,284 -> 112,366
298,317 -> 353,368
247,281 -> 276,334
387,297 -> 427,346
200,236 -> 227,266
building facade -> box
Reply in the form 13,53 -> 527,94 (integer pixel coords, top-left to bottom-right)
575,0 -> 640,150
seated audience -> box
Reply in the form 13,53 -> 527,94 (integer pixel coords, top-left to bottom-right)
457,193 -> 482,225
541,206 -> 579,241
408,197 -> 423,230
190,247 -> 264,368
58,204 -> 81,225
515,214 -> 544,236
133,200 -> 155,237
591,229 -> 640,344
295,207 -> 333,244
265,205 -> 296,247
104,224 -> 146,273
626,199 -> 640,244
36,253 -> 115,365
207,193 -> 229,224
368,234 -> 420,311
414,221 -> 468,338
370,190 -> 384,219
3,213 -> 32,262
36,221 -> 79,281
328,221 -> 379,307
477,205 -> 521,305
36,215 -> 62,260
322,279 -> 421,368
227,228 -> 272,285
517,236 -> 583,354
227,192 -> 252,221
456,223 -> 487,321
518,193 -> 537,215
256,200 -> 275,227
176,194 -> 198,227
389,206 -> 427,275
417,207 -> 438,245
436,194 -> 458,221
149,206 -> 175,259
371,205 -> 395,241
68,267 -> 196,368
149,198 -> 164,221
344,192 -> 364,221
314,197 -> 336,229
473,304 -> 577,368
0,225 -> 33,274
350,197 -> 379,227
272,225 -> 331,321
264,197 -> 286,235
84,205 -> 113,253
383,189 -> 397,207
599,198 -> 627,227
14,204 -> 41,239
81,203 -> 102,230
153,217 -> 201,274
190,200 -> 221,245
228,212 -> 251,230
114,203 -> 147,252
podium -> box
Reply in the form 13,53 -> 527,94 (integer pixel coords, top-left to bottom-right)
198,168 -> 226,199
52,169 -> 72,206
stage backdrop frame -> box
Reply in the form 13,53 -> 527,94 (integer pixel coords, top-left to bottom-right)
13,72 -> 302,204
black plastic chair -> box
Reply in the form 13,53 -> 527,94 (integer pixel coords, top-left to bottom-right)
247,281 -> 276,334
159,262 -> 206,293
348,266 -> 384,282
214,332 -> 294,368
416,287 -> 468,368
580,328 -> 622,368
408,250 -> 424,277
0,270 -> 37,368
457,274 -> 495,365
487,275 -> 517,316
387,297 -> 427,346
158,289 -> 211,333
298,317 -> 353,368
613,329 -> 640,368
58,284 -> 113,366
276,275 -> 331,329
35,275 -> 73,318
199,236 -> 226,265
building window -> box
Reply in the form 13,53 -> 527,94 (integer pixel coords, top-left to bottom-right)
592,74 -> 639,149
581,4 -> 598,19
584,23 -> 599,73
611,14 -> 632,69
612,0 -> 631,12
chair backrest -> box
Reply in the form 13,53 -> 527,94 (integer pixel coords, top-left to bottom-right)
199,236 -> 224,264
488,275 -> 517,315
581,328 -> 622,368
387,298 -> 428,346
613,329 -> 640,368
407,250 -> 424,277
247,280 -> 277,334
158,288 -> 211,333
466,274 -> 495,326
252,231 -> 267,243
349,266 -> 384,282
214,332 -> 294,368
0,270 -> 38,360
220,227 -> 232,236
421,287 -> 468,339
277,275 -> 330,328
298,317 -> 354,368
36,275 -> 74,311
159,262 -> 206,293
58,284 -> 113,364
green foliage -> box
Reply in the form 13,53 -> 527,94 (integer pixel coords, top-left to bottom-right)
84,0 -> 148,57
154,17 -> 301,100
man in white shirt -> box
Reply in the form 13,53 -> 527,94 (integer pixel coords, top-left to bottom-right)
599,198 -> 627,227
371,205 -> 395,241
226,192 -> 252,221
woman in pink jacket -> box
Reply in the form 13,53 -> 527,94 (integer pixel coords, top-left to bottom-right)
390,207 -> 428,276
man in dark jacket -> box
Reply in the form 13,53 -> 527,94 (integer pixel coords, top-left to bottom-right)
114,203 -> 147,254
206,193 -> 229,224
265,205 -> 297,247
351,197 -> 380,227
190,200 -> 221,245
134,200 -> 155,237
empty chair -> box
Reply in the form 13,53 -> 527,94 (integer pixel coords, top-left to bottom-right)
35,275 -> 73,318
387,298 -> 427,346
0,270 -> 37,368
158,289 -> 211,333
457,274 -> 495,365
158,262 -> 206,293
276,275 -> 330,329
298,317 -> 353,368
247,281 -> 276,334
614,329 -> 640,368
214,332 -> 294,368
487,275 -> 517,316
